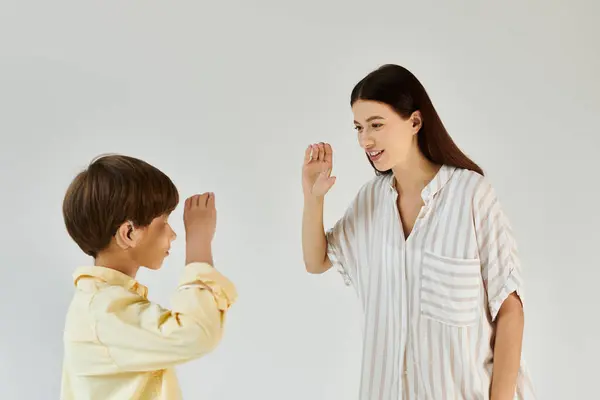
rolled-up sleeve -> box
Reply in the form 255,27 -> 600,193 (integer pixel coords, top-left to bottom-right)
473,179 -> 524,321
176,262 -> 237,311
90,263 -> 237,373
326,200 -> 360,288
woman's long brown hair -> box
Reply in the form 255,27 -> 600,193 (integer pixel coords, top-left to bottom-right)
351,64 -> 484,176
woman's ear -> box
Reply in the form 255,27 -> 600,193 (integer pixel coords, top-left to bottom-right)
115,221 -> 139,250
410,110 -> 423,134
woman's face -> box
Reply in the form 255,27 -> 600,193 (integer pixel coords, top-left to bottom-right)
352,100 -> 421,171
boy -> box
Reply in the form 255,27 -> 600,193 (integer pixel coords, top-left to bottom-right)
60,154 -> 237,399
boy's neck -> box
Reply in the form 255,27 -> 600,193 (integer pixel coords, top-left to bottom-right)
94,252 -> 140,278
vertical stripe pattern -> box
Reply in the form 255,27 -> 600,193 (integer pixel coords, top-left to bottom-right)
326,165 -> 536,400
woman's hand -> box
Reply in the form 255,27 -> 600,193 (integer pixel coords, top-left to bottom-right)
302,142 -> 336,198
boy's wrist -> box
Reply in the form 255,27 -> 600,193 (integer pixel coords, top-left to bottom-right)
185,235 -> 213,265
186,253 -> 214,266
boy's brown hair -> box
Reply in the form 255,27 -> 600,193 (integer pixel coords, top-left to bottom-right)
63,154 -> 179,258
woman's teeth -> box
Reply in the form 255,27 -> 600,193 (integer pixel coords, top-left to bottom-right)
368,150 -> 384,162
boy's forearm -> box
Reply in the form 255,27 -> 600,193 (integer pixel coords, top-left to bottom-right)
490,293 -> 524,400
186,236 -> 213,266
302,196 -> 328,271
170,288 -> 226,356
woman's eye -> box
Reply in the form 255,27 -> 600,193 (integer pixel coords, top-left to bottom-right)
354,126 -> 362,132
372,123 -> 383,129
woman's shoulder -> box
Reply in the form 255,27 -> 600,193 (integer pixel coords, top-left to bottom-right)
448,166 -> 498,204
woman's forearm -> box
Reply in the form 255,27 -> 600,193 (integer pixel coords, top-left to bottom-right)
302,196 -> 330,273
490,292 -> 524,400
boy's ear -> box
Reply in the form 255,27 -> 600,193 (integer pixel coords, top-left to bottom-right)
115,221 -> 141,250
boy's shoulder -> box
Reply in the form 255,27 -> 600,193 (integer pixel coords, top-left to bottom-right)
71,267 -> 149,314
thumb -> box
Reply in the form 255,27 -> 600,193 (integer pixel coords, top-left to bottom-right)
326,176 -> 336,188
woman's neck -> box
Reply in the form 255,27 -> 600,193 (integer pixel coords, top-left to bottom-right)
391,151 -> 440,197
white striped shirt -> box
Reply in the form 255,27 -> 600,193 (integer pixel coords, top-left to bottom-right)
326,165 -> 536,400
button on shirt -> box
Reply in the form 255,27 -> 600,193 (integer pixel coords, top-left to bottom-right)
326,165 -> 536,400
61,262 -> 237,400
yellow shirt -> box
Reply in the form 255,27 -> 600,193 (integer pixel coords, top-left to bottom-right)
60,262 -> 237,400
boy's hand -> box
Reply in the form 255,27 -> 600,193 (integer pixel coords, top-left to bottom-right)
302,142 -> 336,199
184,193 -> 216,265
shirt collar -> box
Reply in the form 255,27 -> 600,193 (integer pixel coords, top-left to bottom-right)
73,266 -> 148,298
387,164 -> 457,203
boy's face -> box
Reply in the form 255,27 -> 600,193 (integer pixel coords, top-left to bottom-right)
133,214 -> 177,270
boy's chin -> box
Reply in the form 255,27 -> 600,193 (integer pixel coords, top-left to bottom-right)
144,262 -> 164,271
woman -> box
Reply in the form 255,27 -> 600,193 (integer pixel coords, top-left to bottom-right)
301,64 -> 535,400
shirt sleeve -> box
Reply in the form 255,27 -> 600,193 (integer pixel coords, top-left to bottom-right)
90,262 -> 237,373
473,178 -> 524,321
326,198 -> 360,287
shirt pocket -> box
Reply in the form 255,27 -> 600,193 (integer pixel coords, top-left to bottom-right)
420,250 -> 482,327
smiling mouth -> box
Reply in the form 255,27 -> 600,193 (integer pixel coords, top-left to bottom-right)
367,150 -> 384,161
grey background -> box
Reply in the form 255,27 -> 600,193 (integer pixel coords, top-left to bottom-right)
0,1 -> 598,399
